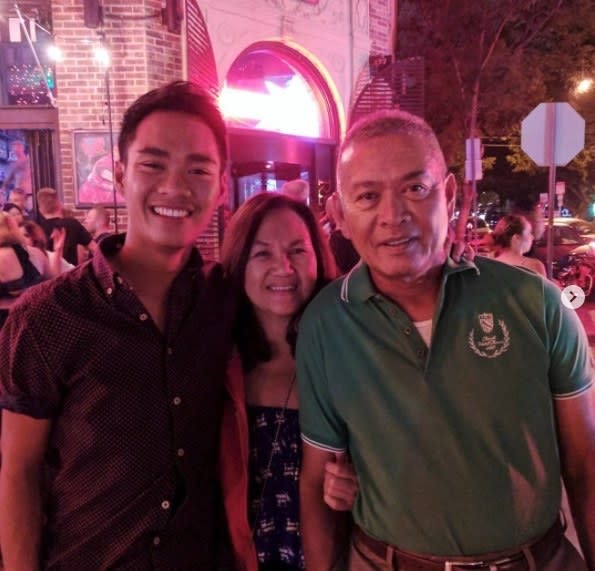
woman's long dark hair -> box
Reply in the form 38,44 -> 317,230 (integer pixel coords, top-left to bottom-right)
221,192 -> 336,372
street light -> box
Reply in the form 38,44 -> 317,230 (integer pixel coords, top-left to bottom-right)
575,77 -> 593,95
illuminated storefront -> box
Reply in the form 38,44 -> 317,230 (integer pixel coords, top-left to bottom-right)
220,42 -> 342,209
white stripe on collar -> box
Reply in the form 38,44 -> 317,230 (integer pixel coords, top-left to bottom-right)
340,263 -> 360,303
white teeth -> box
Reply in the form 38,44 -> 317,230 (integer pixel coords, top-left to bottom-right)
268,285 -> 296,291
385,238 -> 411,246
152,206 -> 190,218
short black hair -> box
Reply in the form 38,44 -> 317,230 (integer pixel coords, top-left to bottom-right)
118,81 -> 228,171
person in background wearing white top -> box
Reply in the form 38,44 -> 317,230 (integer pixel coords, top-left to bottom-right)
492,214 -> 547,277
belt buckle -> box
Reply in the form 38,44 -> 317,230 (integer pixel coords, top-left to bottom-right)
444,554 -> 518,570
444,561 -> 487,570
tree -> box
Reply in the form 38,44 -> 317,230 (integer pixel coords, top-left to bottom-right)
398,0 -> 566,166
398,0 -> 595,213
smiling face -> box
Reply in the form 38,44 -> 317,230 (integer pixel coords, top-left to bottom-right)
115,110 -> 224,255
244,207 -> 318,329
336,133 -> 455,289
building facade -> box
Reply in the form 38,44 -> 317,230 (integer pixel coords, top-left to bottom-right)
0,0 -> 397,257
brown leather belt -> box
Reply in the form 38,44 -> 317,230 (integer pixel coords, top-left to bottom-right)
353,519 -> 564,570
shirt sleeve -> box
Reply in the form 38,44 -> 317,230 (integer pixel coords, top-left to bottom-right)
544,280 -> 593,398
0,300 -> 62,418
75,220 -> 93,247
296,302 -> 347,452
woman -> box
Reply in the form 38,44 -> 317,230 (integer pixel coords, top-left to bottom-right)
22,220 -> 73,275
492,214 -> 547,277
2,202 -> 25,226
0,212 -> 51,328
220,193 -> 357,571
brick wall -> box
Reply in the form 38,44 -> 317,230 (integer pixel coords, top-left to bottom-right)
52,0 -> 183,230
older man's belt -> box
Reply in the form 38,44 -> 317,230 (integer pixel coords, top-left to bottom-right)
353,518 -> 564,570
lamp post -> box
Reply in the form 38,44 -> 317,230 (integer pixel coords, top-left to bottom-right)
94,34 -> 119,233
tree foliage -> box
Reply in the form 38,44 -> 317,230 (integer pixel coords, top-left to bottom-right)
397,0 -> 594,210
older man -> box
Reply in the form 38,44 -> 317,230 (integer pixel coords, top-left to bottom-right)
297,110 -> 594,570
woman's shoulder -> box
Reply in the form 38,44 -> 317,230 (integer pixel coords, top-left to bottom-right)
519,256 -> 546,277
0,245 -> 22,282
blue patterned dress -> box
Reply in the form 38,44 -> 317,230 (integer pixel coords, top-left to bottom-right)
247,405 -> 304,570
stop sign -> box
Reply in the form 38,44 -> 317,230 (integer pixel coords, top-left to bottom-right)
521,102 -> 585,166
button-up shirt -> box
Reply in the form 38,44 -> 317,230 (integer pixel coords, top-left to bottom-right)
0,234 -> 236,569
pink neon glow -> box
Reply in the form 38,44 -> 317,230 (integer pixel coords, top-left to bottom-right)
220,75 -> 322,138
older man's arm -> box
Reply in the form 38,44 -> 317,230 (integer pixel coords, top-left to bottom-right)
300,443 -> 351,570
554,384 -> 595,569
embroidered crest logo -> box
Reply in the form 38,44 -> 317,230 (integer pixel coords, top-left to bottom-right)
468,313 -> 510,358
478,312 -> 494,334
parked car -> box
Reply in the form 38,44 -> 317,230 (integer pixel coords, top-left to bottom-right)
534,224 -> 595,295
534,224 -> 594,262
553,217 -> 595,241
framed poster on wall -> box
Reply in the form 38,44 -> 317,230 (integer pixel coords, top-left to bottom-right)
72,130 -> 124,207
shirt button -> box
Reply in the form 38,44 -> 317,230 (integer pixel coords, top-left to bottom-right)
403,327 -> 412,335
116,276 -> 124,284
161,500 -> 170,510
417,349 -> 425,358
173,396 -> 181,406
167,347 -> 173,356
139,313 -> 149,321
106,287 -> 113,295
153,536 -> 161,546
177,448 -> 185,457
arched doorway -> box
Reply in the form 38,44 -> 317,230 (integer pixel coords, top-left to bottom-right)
220,41 -> 341,211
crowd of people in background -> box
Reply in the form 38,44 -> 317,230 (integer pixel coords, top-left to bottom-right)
0,81 -> 592,571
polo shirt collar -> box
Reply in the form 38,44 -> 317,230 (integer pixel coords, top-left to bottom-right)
340,257 -> 479,304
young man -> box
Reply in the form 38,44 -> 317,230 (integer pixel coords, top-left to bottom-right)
297,110 -> 594,570
0,82 -> 235,569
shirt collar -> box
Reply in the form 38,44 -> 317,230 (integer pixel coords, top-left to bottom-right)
340,257 -> 479,304
92,233 -> 205,295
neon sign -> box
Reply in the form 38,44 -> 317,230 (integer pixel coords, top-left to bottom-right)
220,75 -> 322,138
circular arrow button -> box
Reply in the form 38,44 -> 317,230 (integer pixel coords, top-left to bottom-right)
561,285 -> 586,310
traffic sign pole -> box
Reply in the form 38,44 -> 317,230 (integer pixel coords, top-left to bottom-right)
521,102 -> 585,279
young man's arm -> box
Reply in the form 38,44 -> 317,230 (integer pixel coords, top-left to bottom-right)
300,443 -> 351,570
554,385 -> 595,569
0,410 -> 51,571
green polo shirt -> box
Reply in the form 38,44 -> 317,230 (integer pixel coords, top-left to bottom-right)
297,257 -> 592,556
